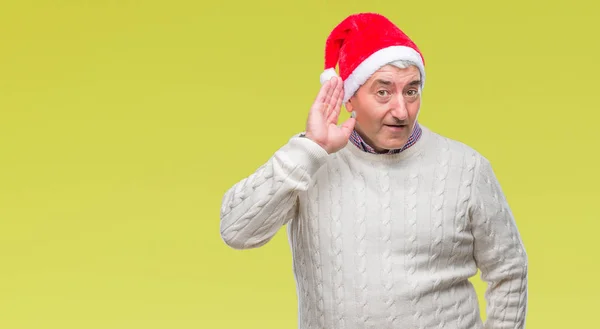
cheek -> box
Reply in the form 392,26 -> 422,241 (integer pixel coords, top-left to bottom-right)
354,97 -> 391,129
358,107 -> 386,129
408,100 -> 421,117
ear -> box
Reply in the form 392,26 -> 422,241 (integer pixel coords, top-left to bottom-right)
344,99 -> 353,113
344,100 -> 357,118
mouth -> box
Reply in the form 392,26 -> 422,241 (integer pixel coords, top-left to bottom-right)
384,124 -> 407,129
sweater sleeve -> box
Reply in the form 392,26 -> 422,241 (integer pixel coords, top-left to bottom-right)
469,156 -> 528,329
219,135 -> 329,250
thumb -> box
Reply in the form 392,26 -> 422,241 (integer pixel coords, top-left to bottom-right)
339,117 -> 356,138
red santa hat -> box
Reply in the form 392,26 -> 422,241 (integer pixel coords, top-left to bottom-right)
320,13 -> 426,104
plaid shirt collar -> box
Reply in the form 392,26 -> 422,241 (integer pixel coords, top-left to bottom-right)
349,122 -> 422,154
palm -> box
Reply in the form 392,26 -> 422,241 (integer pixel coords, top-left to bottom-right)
306,77 -> 356,154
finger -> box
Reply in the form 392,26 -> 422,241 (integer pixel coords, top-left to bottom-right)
328,81 -> 344,123
323,78 -> 339,121
339,117 -> 356,138
333,83 -> 343,114
313,79 -> 331,107
321,77 -> 337,111
328,104 -> 340,123
326,78 -> 342,120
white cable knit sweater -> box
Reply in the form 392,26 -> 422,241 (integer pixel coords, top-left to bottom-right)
219,125 -> 528,329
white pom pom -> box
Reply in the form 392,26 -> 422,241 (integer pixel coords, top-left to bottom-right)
319,68 -> 339,85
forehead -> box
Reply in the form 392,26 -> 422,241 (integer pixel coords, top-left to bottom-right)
369,65 -> 421,83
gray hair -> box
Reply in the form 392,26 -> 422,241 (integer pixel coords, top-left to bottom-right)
391,60 -> 423,81
390,59 -> 418,69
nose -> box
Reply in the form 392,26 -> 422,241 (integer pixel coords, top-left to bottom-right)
389,94 -> 409,121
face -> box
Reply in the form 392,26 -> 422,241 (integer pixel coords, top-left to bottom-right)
345,64 -> 422,153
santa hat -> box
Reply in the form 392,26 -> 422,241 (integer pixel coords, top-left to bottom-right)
320,13 -> 426,104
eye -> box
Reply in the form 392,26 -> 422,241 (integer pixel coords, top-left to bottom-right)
406,89 -> 419,97
377,90 -> 390,97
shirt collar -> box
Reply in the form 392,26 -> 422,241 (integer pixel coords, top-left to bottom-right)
349,122 -> 422,154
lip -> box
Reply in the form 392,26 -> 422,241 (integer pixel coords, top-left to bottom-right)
384,124 -> 407,130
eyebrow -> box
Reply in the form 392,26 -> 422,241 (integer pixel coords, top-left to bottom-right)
372,79 -> 422,88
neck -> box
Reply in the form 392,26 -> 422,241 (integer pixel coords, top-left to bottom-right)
351,122 -> 422,155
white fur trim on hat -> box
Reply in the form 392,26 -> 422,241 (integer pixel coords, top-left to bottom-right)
342,46 -> 425,103
319,68 -> 339,85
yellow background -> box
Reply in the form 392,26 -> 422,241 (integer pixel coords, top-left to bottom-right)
1,0 -> 598,328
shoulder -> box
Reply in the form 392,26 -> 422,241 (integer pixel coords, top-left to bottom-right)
421,125 -> 490,174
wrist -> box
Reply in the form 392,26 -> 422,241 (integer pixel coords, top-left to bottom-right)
284,135 -> 329,175
302,132 -> 330,153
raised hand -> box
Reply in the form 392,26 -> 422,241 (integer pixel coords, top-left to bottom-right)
305,77 -> 356,154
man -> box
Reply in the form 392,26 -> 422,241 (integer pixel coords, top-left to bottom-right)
219,12 -> 528,329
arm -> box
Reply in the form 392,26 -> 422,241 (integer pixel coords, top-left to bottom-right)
220,75 -> 354,250
469,156 -> 528,329
219,135 -> 328,250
